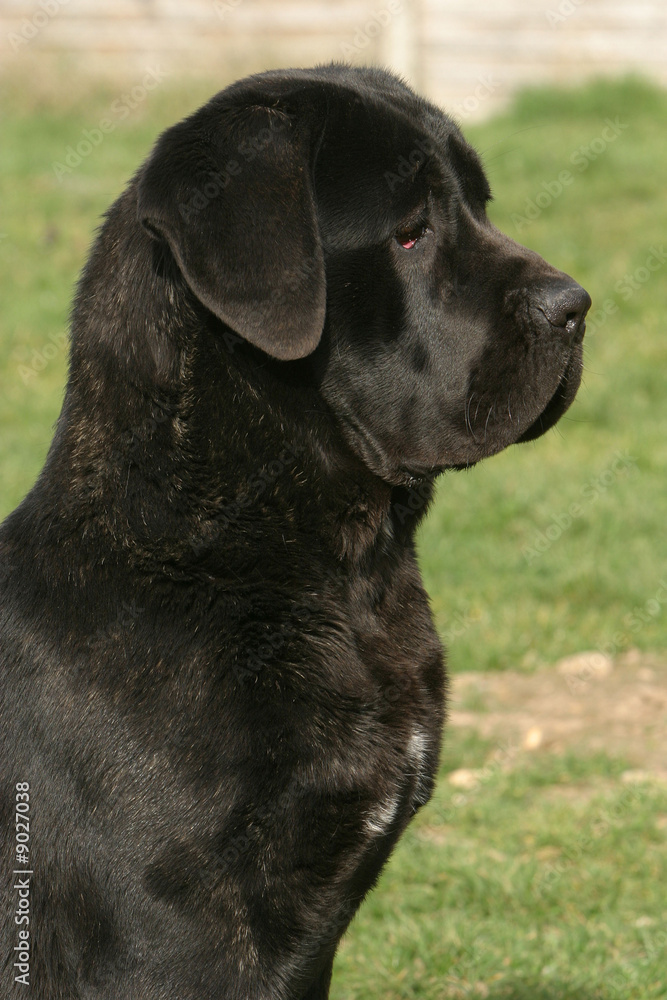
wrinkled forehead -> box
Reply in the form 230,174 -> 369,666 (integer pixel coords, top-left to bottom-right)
312,91 -> 456,251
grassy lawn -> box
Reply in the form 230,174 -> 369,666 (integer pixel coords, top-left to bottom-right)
1,67 -> 666,998
334,727 -> 667,999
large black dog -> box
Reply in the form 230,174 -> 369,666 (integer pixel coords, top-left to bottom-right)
0,65 -> 590,999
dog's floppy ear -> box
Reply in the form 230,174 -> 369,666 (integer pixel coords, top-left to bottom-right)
136,105 -> 326,361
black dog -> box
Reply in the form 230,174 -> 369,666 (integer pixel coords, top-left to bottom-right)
0,64 -> 590,999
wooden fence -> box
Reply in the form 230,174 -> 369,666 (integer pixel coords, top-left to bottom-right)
1,0 -> 665,116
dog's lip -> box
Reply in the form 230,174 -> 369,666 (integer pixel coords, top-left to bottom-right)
516,344 -> 582,444
388,347 -> 581,478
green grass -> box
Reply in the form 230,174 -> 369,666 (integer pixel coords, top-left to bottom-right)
1,68 -> 666,999
333,729 -> 667,999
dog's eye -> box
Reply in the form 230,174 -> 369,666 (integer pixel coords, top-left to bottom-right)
395,224 -> 429,250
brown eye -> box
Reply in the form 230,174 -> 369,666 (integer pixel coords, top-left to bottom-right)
395,224 -> 428,249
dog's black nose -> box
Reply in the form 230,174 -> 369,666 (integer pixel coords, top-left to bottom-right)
534,279 -> 591,343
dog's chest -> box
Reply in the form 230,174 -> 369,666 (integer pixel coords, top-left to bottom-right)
362,725 -> 433,837
329,567 -> 446,835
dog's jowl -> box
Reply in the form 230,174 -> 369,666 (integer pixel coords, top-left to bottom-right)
0,65 -> 590,999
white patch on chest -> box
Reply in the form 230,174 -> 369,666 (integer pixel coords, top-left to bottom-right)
364,726 -> 433,836
406,727 -> 429,772
406,725 -> 432,806
365,793 -> 401,836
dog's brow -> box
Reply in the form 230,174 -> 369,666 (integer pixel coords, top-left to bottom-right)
447,132 -> 492,205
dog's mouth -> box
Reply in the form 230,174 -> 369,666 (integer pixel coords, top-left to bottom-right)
436,340 -> 584,473
322,325 -> 585,485
516,342 -> 584,444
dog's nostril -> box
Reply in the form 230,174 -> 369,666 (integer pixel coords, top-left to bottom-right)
535,280 -> 591,341
548,288 -> 591,329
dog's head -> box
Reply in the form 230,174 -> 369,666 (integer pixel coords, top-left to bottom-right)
137,65 -> 590,485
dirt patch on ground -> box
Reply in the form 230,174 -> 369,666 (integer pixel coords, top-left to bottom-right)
447,649 -> 667,780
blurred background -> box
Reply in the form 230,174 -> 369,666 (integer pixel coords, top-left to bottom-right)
1,2 -> 666,998
1,0 -> 667,114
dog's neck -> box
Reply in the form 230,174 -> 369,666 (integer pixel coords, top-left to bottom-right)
19,189 -> 434,582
